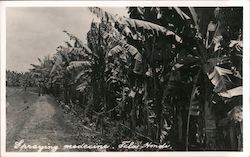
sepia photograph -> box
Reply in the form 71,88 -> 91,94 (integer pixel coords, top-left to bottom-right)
0,1 -> 249,157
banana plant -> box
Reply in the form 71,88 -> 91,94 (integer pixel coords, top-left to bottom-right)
89,7 -> 243,150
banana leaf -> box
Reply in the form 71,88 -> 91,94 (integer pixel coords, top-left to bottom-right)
75,69 -> 93,82
108,45 -> 123,57
218,86 -> 242,98
76,81 -> 89,92
123,44 -> 138,56
50,54 -> 63,76
63,30 -> 98,59
89,7 -> 180,39
67,61 -> 92,71
30,64 -> 40,69
173,7 -> 191,20
208,66 -> 233,93
227,105 -> 242,122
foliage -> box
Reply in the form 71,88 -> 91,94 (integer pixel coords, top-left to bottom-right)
24,7 -> 243,151
6,70 -> 35,87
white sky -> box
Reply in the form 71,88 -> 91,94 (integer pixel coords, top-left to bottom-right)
6,7 -> 128,72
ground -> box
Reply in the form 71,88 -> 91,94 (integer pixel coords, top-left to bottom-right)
6,87 -> 101,152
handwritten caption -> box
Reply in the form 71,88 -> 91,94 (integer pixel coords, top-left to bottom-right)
14,139 -> 171,152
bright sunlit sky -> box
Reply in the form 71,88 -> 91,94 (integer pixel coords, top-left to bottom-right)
6,7 -> 128,72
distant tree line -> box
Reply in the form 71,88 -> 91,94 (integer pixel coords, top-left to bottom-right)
6,70 -> 35,88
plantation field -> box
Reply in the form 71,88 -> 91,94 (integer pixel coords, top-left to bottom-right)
5,7 -> 243,151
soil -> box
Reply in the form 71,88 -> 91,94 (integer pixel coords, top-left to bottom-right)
6,87 -> 101,152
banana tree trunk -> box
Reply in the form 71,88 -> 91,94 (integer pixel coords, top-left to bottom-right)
186,69 -> 201,150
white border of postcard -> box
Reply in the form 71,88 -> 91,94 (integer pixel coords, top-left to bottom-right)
0,1 -> 249,157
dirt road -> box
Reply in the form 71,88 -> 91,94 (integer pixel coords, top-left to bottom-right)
6,87 -> 100,152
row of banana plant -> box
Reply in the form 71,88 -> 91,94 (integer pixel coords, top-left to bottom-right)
6,70 -> 35,88
28,7 -> 243,151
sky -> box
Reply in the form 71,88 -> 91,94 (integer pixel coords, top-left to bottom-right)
6,7 -> 128,72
